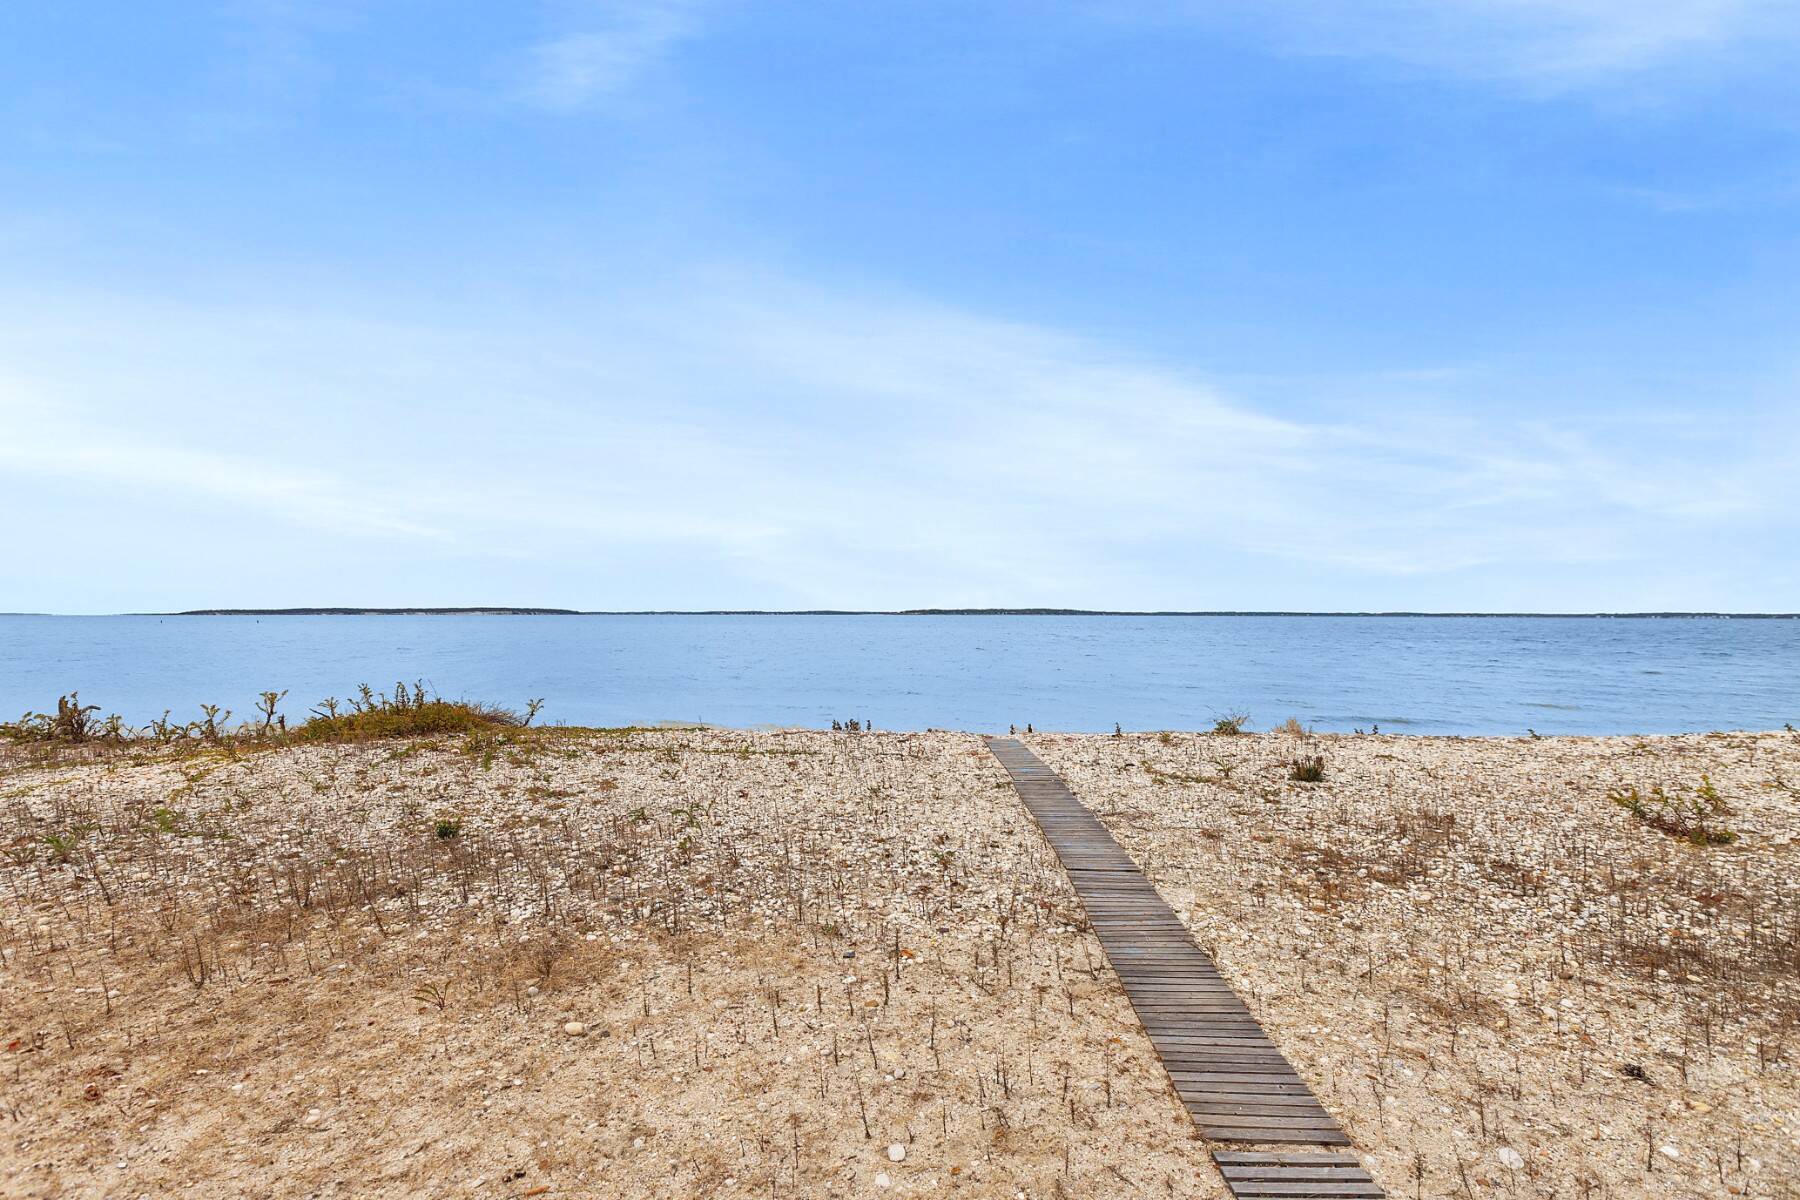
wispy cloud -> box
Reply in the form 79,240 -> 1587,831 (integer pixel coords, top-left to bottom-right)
1608,171 -> 1800,212
1,269 -> 1794,610
1152,0 -> 1800,91
515,1 -> 701,110
0,387 -> 450,541
184,0 -> 363,138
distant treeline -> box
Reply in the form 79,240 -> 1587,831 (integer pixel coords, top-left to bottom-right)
169,607 -> 581,616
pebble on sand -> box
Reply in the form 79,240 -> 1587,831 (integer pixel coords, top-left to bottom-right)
563,1021 -> 587,1037
886,1143 -> 906,1162
1496,1147 -> 1524,1170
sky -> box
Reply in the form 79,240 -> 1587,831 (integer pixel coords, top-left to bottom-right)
2,1 -> 1798,614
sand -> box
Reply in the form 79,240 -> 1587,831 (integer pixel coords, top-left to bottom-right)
1028,728 -> 1800,1198
3,726 -> 1797,1198
1,730 -> 1218,1199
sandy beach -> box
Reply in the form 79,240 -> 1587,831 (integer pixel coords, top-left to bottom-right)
3,726 -> 1796,1197
13,2 -> 1798,1194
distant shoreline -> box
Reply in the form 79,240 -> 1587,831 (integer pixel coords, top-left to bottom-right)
3,608 -> 1794,619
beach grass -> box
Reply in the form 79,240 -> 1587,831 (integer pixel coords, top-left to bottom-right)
2,718 -> 1796,1197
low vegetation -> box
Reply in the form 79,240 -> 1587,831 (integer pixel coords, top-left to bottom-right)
296,682 -> 536,742
1287,753 -> 1327,782
1608,776 -> 1738,845
0,693 -> 122,744
1,681 -> 542,757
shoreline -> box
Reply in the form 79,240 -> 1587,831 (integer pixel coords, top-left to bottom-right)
6,722 -> 1799,751
8,609 -> 1800,618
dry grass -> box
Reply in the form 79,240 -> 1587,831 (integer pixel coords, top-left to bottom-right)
0,729 -> 1222,1199
11,722 -> 1795,1199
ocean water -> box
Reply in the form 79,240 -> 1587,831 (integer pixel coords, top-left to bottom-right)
1,614 -> 1796,736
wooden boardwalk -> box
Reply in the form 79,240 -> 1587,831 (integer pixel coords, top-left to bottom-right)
985,737 -> 1384,1199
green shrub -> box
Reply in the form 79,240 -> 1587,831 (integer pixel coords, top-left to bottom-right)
296,682 -> 521,742
1288,755 -> 1326,783
1,693 -> 118,744
1211,713 -> 1249,736
1608,778 -> 1736,846
1,683 -> 531,751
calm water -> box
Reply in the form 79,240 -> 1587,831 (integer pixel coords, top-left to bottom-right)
1,615 -> 1796,736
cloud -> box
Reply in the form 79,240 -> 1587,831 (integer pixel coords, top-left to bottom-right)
515,1 -> 701,110
0,387 -> 450,541
1,269 -> 1793,610
191,0 -> 363,136
1152,0 -> 1800,90
1607,171 -> 1800,213
625,274 -> 1792,591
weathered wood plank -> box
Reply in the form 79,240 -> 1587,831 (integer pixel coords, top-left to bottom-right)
1181,1093 -> 1335,1108
1214,1153 -> 1363,1166
985,737 -> 1382,1198
1220,1166 -> 1379,1180
1225,1186 -> 1383,1198
1199,1129 -> 1353,1147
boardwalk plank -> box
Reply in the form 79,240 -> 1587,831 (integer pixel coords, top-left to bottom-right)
1215,1154 -> 1363,1166
985,737 -> 1382,1199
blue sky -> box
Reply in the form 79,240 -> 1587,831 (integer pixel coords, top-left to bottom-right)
2,1 -> 1797,613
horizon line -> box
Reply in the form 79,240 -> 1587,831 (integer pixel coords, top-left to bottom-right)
6,607 -> 1799,619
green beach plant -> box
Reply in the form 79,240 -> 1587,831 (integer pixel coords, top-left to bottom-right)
1608,779 -> 1737,846
1288,754 -> 1327,783
296,682 -> 523,742
1,693 -> 115,744
196,704 -> 231,742
0,682 -> 537,751
255,690 -> 288,735
148,711 -> 185,743
41,826 -> 94,864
